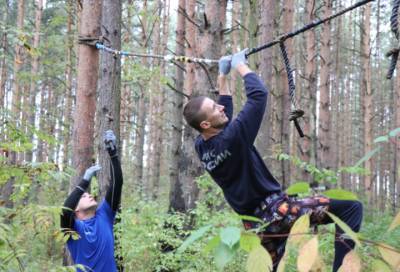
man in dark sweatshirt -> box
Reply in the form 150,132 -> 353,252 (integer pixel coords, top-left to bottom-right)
60,130 -> 123,272
183,49 -> 363,271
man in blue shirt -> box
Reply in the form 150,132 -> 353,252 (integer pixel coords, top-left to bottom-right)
60,130 -> 123,272
183,50 -> 362,271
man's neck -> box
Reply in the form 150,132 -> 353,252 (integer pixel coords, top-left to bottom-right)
76,208 -> 96,220
201,128 -> 222,140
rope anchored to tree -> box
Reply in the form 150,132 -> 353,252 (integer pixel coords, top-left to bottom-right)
79,0 -> 374,137
95,42 -> 219,64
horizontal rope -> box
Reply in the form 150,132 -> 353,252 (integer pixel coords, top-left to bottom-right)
95,43 -> 218,64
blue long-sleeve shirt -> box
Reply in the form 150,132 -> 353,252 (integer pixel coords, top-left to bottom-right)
195,72 -> 281,215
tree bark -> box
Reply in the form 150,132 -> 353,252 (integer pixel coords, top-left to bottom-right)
25,0 -> 43,163
300,0 -> 317,182
0,0 -> 9,116
179,0 -> 227,210
2,0 -> 25,208
62,0 -> 75,168
10,0 -> 25,164
279,0 -> 294,188
71,0 -> 102,188
318,0 -> 332,173
258,0 -> 276,169
133,0 -> 148,197
169,0 -> 186,213
360,3 -> 373,204
96,0 -> 121,197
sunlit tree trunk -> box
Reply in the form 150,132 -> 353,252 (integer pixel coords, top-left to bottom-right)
300,0 -> 317,183
2,0 -> 25,208
96,0 -> 121,197
0,0 -> 9,117
279,0 -> 294,188
25,0 -> 43,163
179,0 -> 227,210
258,0 -> 276,168
168,0 -> 186,213
62,0 -> 75,169
318,0 -> 332,173
393,61 -> 400,211
151,0 -> 169,200
134,0 -> 148,197
10,0 -> 25,164
360,3 -> 373,204
71,0 -> 102,188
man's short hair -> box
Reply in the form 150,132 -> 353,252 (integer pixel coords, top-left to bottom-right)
183,96 -> 207,132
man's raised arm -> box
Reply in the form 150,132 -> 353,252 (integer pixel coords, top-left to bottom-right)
227,49 -> 268,144
104,130 -> 123,212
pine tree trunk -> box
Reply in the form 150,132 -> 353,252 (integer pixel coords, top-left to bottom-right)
2,0 -> 25,208
151,0 -> 169,200
258,0 -> 276,167
0,0 -> 8,116
25,0 -> 43,163
279,0 -> 294,188
179,0 -> 227,210
71,0 -> 102,188
10,0 -> 25,164
318,0 -> 332,173
147,2 -> 162,197
133,0 -> 148,197
360,3 -> 373,204
300,0 -> 317,183
393,61 -> 400,210
96,0 -> 121,197
62,0 -> 75,168
168,0 -> 186,213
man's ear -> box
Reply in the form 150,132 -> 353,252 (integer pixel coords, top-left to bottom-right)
200,120 -> 210,130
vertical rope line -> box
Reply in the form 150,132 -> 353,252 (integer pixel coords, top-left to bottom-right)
387,0 -> 400,79
279,41 -> 298,109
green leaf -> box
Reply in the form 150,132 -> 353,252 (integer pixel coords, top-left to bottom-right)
388,127 -> 400,137
287,214 -> 310,246
220,227 -> 241,248
176,225 -> 212,254
377,243 -> 400,270
214,242 -> 236,270
237,215 -> 263,223
246,245 -> 273,272
373,135 -> 389,143
297,236 -> 319,272
204,235 -> 221,253
277,153 -> 290,161
354,147 -> 381,167
371,259 -> 392,272
286,182 -> 310,195
326,212 -> 361,247
323,189 -> 358,201
388,211 -> 400,232
240,232 -> 261,252
338,250 -> 361,272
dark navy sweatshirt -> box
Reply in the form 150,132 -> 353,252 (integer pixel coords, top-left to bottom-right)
195,72 -> 281,215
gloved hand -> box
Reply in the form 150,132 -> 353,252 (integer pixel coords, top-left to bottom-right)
104,130 -> 117,151
218,55 -> 231,75
83,165 -> 101,181
231,48 -> 248,69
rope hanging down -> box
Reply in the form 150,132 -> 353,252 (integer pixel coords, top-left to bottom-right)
279,42 -> 304,138
386,0 -> 400,79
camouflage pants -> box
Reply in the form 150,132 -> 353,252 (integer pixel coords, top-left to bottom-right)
243,194 -> 330,270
